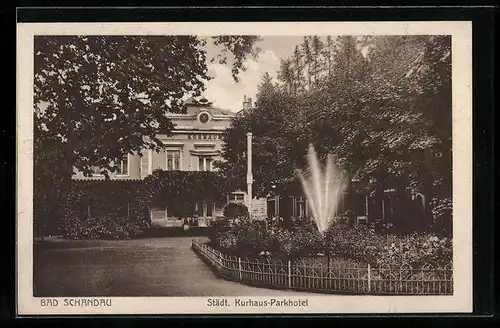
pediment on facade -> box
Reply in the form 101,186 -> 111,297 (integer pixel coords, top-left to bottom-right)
194,143 -> 216,148
189,149 -> 221,157
161,141 -> 185,147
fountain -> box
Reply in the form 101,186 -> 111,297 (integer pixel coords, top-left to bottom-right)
295,144 -> 347,233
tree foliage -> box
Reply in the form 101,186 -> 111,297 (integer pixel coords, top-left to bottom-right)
34,35 -> 260,177
219,35 -> 452,206
223,203 -> 249,219
211,36 -> 262,82
35,36 -> 205,177
34,35 -> 260,236
140,169 -> 229,207
215,74 -> 304,197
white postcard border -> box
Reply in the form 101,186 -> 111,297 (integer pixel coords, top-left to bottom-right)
17,21 -> 473,315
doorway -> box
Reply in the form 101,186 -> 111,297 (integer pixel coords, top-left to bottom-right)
196,200 -> 214,227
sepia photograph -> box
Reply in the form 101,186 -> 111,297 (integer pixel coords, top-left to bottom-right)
17,21 -> 473,315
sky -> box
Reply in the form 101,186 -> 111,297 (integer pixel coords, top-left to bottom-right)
203,36 -> 305,112
35,36 -> 306,116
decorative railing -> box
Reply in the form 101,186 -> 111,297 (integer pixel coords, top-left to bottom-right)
192,239 -> 453,295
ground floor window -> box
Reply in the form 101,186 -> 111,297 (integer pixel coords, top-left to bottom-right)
267,196 -> 307,218
166,150 -> 181,171
116,155 -> 129,175
198,156 -> 212,171
195,200 -> 215,217
206,201 -> 213,217
291,196 -> 306,217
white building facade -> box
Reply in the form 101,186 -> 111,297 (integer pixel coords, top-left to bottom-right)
73,96 -> 267,227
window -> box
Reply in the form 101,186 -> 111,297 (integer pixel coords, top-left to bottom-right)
229,193 -> 245,203
292,197 -> 306,217
116,155 -> 129,175
198,112 -> 210,124
206,201 -> 213,217
166,150 -> 181,171
198,156 -> 212,171
195,201 -> 203,216
194,201 -> 214,217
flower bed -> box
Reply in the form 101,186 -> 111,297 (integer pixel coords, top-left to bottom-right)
209,217 -> 453,269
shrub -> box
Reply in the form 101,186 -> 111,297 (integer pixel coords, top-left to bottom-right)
59,172 -> 231,240
268,228 -> 293,258
233,220 -> 269,256
323,223 -> 452,268
223,203 -> 248,219
377,233 -> 453,268
63,180 -> 145,218
208,218 -> 233,249
210,217 -> 324,260
289,228 -> 324,258
217,231 -> 238,251
141,170 -> 228,206
370,219 -> 396,235
60,212 -> 149,240
208,213 -> 453,269
290,216 -> 317,231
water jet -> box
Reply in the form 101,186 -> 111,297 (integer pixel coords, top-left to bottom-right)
296,144 -> 347,234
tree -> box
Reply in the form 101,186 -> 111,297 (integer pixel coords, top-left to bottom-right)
411,36 -> 452,199
278,59 -> 294,95
34,35 -> 260,237
291,45 -> 305,94
35,35 -> 260,178
211,36 -> 262,82
322,36 -> 335,78
310,36 -> 324,84
35,36 -> 202,178
219,35 -> 451,210
357,35 -> 451,199
323,35 -> 441,196
301,36 -> 313,89
216,74 -> 303,198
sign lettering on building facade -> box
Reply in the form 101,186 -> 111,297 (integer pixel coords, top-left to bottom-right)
187,133 -> 221,140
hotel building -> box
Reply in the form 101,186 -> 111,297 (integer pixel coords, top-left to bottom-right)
73,96 -> 267,227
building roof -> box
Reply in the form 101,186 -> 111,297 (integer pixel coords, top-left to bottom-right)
183,106 -> 234,117
183,96 -> 235,117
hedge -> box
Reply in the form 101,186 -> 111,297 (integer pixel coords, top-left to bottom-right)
63,179 -> 145,218
57,170 -> 231,239
140,170 -> 228,207
60,179 -> 148,239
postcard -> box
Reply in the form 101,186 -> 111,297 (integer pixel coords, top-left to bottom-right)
17,20 -> 472,315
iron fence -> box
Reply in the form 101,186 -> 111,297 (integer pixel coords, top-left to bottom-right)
192,239 -> 453,295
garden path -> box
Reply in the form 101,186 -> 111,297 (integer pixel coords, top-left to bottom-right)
34,235 -> 315,297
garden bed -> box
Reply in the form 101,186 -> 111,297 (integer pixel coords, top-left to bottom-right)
208,218 -> 453,269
